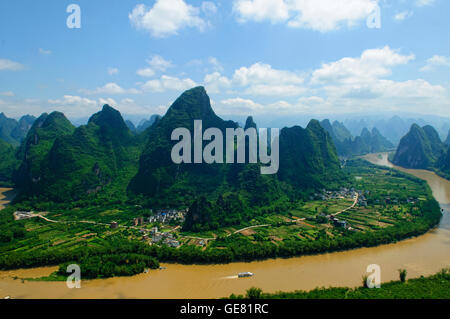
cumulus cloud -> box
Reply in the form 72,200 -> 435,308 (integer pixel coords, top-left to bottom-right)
129,0 -> 209,38
0,91 -> 14,97
137,55 -> 173,77
233,0 -> 379,32
141,75 -> 197,93
303,47 -> 446,115
0,58 -> 24,71
420,55 -> 450,72
220,97 -> 263,113
147,55 -> 174,71
136,68 -> 156,78
204,62 -> 305,97
208,46 -> 448,116
233,0 -> 290,23
204,72 -> 232,93
311,46 -> 415,85
49,95 -> 97,107
83,83 -> 141,95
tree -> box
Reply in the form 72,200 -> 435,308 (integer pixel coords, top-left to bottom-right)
246,287 -> 263,299
398,269 -> 407,283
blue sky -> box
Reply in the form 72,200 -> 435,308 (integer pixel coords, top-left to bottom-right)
0,0 -> 449,120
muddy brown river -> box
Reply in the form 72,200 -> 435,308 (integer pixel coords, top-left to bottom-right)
0,153 -> 449,299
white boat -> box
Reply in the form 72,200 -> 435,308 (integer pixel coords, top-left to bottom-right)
238,272 -> 254,278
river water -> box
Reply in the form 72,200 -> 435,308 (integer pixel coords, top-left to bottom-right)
0,153 -> 449,299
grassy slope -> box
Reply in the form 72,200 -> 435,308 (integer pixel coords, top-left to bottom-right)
231,269 -> 450,299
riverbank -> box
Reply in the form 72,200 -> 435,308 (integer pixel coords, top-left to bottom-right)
230,269 -> 450,299
0,188 -> 15,210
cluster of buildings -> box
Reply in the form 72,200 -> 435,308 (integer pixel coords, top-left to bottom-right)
147,209 -> 187,224
330,216 -> 349,229
147,227 -> 180,248
317,213 -> 350,229
315,188 -> 358,201
13,211 -> 37,220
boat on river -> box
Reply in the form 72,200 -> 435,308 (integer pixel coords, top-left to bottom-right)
238,272 -> 254,278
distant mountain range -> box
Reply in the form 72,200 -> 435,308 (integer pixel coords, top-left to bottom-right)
136,115 -> 162,133
0,113 -> 35,146
320,120 -> 394,157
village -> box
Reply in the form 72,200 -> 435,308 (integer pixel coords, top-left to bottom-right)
128,209 -> 188,248
11,186 -> 420,250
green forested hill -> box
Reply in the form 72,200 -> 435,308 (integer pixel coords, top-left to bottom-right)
0,139 -> 19,186
278,120 -> 341,189
14,112 -> 76,193
17,105 -> 143,202
129,87 -> 343,204
393,124 -> 447,169
128,86 -> 240,205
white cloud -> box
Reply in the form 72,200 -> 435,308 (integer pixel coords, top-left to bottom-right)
98,97 -> 118,106
233,0 -> 379,32
39,48 -> 52,55
129,0 -> 207,38
204,72 -> 232,93
0,91 -> 14,97
233,62 -> 304,86
0,58 -> 24,71
84,83 -> 141,95
187,56 -> 223,73
311,46 -> 414,85
201,1 -> 218,15
394,10 -> 413,21
220,97 -> 263,113
420,55 -> 450,72
204,62 -> 305,97
233,0 -> 290,23
207,57 -> 223,72
136,68 -> 156,77
107,67 -> 119,76
147,55 -> 174,71
49,95 -> 97,107
141,75 -> 197,93
137,55 -> 173,77
245,84 -> 305,96
415,0 -> 435,7
216,97 -> 299,115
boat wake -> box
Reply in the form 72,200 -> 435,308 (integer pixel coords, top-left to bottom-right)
221,275 -> 238,280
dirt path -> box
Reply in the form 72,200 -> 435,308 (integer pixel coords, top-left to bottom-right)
227,224 -> 270,237
332,192 -> 359,216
